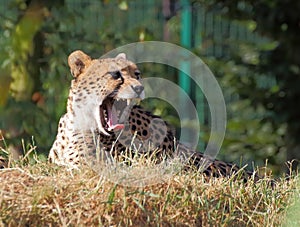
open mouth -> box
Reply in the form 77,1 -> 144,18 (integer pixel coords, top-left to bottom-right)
99,97 -> 140,134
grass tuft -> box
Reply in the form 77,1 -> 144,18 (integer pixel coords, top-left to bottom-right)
1,134 -> 298,225
0,157 -> 298,226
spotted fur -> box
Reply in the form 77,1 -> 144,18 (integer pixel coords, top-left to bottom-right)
49,50 -> 257,181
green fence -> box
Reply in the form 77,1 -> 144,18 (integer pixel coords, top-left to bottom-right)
0,0 -> 270,151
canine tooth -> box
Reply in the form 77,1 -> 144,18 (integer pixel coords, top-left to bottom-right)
136,99 -> 141,105
127,99 -> 131,106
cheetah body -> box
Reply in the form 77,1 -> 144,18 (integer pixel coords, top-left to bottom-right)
49,50 -> 254,179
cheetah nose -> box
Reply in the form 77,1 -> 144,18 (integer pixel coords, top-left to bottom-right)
132,85 -> 144,96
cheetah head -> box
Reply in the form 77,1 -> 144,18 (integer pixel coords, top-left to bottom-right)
68,50 -> 145,135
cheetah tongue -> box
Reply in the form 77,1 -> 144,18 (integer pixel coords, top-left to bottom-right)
106,102 -> 124,131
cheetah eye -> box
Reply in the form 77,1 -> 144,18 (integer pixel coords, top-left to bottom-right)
109,71 -> 122,80
134,69 -> 141,79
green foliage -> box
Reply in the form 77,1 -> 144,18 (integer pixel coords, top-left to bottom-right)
204,51 -> 287,172
1,0 -> 298,174
199,0 -> 300,169
0,0 -> 164,156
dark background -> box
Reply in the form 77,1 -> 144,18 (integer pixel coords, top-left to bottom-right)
1,0 -> 299,175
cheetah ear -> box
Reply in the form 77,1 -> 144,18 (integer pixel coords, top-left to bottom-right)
68,50 -> 92,78
115,53 -> 127,61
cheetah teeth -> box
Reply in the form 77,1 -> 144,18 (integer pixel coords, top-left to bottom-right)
115,98 -> 141,105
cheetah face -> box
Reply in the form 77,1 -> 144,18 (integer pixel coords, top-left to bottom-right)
68,50 -> 145,135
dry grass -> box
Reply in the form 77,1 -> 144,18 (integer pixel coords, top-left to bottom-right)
0,157 -> 298,226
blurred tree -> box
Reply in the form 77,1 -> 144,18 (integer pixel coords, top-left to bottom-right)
200,0 -> 300,170
1,0 -> 296,174
10,0 -> 45,101
0,0 -> 48,158
0,0 -> 164,158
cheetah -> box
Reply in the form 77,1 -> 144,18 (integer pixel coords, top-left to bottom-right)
48,50 -> 256,180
